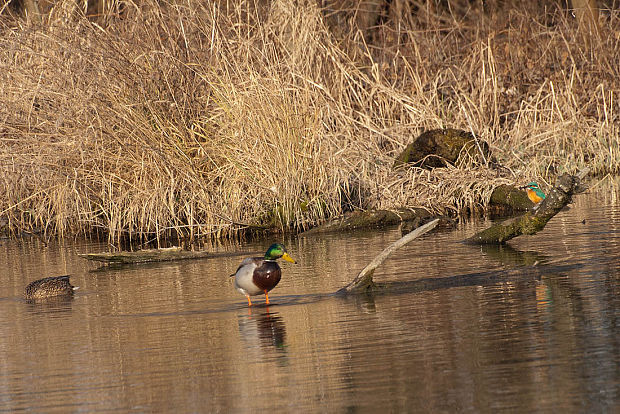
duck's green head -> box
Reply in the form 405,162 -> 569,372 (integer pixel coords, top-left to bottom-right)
265,243 -> 297,263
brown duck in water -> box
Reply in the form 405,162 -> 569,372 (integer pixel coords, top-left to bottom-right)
24,275 -> 78,300
231,243 -> 296,306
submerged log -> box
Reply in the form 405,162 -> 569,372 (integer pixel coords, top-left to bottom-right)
303,208 -> 431,235
78,247 -> 258,265
337,219 -> 439,294
465,171 -> 588,244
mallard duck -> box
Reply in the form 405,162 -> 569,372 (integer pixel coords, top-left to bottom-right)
24,275 -> 78,300
231,243 -> 296,306
520,181 -> 546,204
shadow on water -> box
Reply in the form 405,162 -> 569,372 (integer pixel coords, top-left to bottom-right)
9,236 -> 590,323
117,256 -> 587,319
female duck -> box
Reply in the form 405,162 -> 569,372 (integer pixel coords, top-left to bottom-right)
232,243 -> 296,306
24,275 -> 78,300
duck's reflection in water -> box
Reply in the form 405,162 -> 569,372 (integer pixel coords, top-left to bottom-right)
238,306 -> 288,358
25,294 -> 75,316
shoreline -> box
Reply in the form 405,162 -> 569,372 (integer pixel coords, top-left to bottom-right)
1,2 -> 618,242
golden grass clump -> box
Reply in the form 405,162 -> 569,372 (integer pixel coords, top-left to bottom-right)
0,0 -> 618,242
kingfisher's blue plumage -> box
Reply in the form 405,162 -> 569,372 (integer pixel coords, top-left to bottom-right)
521,182 -> 546,204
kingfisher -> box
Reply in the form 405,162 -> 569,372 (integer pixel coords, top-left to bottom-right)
520,182 -> 546,204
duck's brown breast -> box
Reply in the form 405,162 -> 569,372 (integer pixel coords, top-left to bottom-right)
252,260 -> 282,292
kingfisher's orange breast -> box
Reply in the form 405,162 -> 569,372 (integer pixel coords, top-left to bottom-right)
526,188 -> 544,204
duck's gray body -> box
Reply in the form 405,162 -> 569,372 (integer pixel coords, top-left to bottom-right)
234,257 -> 282,297
231,243 -> 295,306
24,276 -> 77,300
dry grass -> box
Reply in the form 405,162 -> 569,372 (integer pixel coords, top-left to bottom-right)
0,0 -> 618,243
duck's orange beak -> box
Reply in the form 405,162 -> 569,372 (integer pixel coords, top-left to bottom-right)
281,252 -> 296,264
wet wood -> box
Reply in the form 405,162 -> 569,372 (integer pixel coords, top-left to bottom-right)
303,208 -> 431,235
337,219 -> 439,294
465,171 -> 588,244
78,247 -> 259,265
489,184 -> 533,211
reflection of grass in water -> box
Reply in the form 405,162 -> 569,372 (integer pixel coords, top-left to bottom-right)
0,1 -> 618,243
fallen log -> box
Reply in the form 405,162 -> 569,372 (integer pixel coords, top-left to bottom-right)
337,218 -> 439,294
78,247 -> 259,265
465,171 -> 588,244
302,208 -> 431,235
488,184 -> 534,212
341,260 -> 586,299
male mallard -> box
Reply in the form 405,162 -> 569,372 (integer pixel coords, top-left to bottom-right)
24,275 -> 78,300
520,182 -> 546,204
232,243 -> 296,306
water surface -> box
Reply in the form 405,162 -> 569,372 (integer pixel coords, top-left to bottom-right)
1,183 -> 618,412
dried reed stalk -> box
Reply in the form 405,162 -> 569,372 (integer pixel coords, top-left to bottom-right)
0,1 -> 617,242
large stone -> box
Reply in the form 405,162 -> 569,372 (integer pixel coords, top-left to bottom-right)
393,128 -> 491,169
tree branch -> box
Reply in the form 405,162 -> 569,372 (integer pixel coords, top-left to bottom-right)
465,171 -> 589,244
337,219 -> 439,294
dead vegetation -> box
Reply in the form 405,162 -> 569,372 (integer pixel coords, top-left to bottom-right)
0,1 -> 618,243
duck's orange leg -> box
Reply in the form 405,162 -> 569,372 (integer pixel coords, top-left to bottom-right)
264,290 -> 270,304
246,295 -> 253,307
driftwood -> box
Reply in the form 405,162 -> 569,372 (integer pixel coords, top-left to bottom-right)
78,247 -> 259,265
302,208 -> 431,235
465,171 -> 588,244
337,219 -> 439,294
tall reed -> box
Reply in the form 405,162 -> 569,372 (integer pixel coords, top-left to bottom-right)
0,0 -> 618,242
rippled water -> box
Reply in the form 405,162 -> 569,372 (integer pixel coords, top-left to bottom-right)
1,184 -> 619,412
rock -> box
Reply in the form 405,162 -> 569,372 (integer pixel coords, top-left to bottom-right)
393,128 -> 490,169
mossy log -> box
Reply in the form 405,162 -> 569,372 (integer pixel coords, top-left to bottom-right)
489,184 -> 534,211
465,172 -> 588,244
78,247 -> 258,265
303,208 -> 431,235
393,128 -> 490,169
337,219 -> 439,294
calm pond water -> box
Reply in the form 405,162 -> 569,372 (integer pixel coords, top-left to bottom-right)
1,182 -> 619,413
